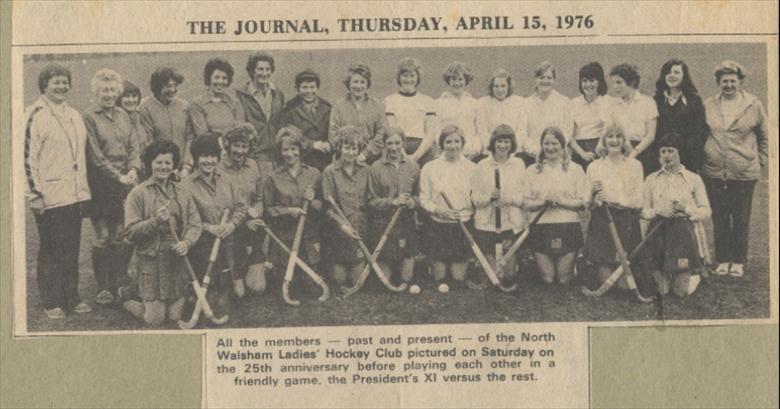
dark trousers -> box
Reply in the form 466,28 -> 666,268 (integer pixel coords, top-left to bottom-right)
34,203 -> 83,310
703,178 -> 756,264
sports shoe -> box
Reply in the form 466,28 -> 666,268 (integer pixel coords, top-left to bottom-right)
44,307 -> 66,319
73,302 -> 92,314
95,289 -> 115,305
714,263 -> 730,276
729,263 -> 744,278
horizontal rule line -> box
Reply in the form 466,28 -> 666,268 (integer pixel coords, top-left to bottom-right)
13,34 -> 603,47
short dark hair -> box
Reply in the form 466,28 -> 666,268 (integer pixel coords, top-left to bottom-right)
383,126 -> 407,143
714,60 -> 747,83
295,69 -> 321,88
38,64 -> 72,94
343,64 -> 372,89
191,135 -> 222,165
333,125 -> 367,158
276,126 -> 305,155
120,80 -> 141,101
396,57 -> 422,87
579,62 -> 607,96
609,63 -> 640,89
204,58 -> 234,86
487,124 -> 517,155
223,123 -> 257,147
143,140 -> 180,175
438,125 -> 466,149
150,67 -> 184,100
245,52 -> 275,76
488,68 -> 514,98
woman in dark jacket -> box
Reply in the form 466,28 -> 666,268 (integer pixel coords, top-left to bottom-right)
280,69 -> 333,171
653,59 -> 708,173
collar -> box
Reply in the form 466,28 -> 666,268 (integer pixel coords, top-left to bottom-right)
657,164 -> 689,179
346,92 -> 371,103
248,81 -> 276,96
440,90 -> 473,100
664,90 -> 687,106
274,162 -> 311,175
332,159 -> 367,171
221,154 -> 249,171
378,155 -> 409,166
399,90 -> 417,97
92,104 -> 120,117
41,96 -> 70,116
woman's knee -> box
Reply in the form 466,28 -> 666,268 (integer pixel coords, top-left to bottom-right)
143,300 -> 166,325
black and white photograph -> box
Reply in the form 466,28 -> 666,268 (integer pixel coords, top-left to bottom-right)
16,42 -> 771,333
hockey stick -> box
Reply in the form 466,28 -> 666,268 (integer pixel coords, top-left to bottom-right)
262,223 -> 329,302
282,200 -> 309,306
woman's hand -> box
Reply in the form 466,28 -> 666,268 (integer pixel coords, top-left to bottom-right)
287,207 -> 307,217
246,219 -> 265,232
173,240 -> 190,256
490,188 -> 500,202
439,208 -> 461,221
341,224 -> 360,240
303,188 -> 315,202
155,205 -> 171,224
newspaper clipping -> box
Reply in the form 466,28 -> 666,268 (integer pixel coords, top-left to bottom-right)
9,1 -> 778,408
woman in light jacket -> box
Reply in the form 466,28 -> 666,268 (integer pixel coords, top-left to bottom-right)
24,64 -> 92,319
476,69 -> 527,162
702,61 -> 768,278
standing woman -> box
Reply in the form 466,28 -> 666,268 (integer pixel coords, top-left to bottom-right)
436,62 -> 481,161
523,61 -> 573,167
188,58 -> 245,144
280,69 -> 333,171
24,64 -> 92,319
384,57 -> 438,166
607,63 -> 659,175
471,125 -> 527,283
653,59 -> 708,173
476,69 -> 527,160
368,127 -> 421,288
329,64 -> 386,164
322,126 -> 370,288
123,140 -> 202,325
264,127 -> 323,289
139,67 -> 195,177
524,127 -> 590,285
83,68 -> 141,305
702,61 -> 768,278
584,125 -> 644,289
419,125 -> 478,292
570,62 -> 610,170
118,81 -> 147,179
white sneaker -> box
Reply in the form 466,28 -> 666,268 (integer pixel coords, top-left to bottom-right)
714,263 -> 730,276
729,263 -> 744,277
44,307 -> 66,319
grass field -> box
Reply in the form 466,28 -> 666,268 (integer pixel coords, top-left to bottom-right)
24,180 -> 771,332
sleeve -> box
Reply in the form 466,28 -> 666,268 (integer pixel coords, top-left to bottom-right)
262,176 -> 282,218
367,101 -> 387,158
470,165 -> 492,208
686,174 -> 711,222
83,113 -> 124,182
514,99 -> 529,150
524,168 -> 541,201
23,107 -> 44,201
754,101 -> 769,168
123,188 -> 159,244
509,163 -> 527,206
181,107 -> 195,168
625,160 -> 645,209
575,165 -> 591,205
419,164 -> 438,214
127,120 -> 142,172
181,191 -> 203,246
475,99 -> 490,149
249,163 -> 264,218
188,100 -> 210,138
138,104 -> 158,142
367,166 -> 395,211
220,177 -> 247,227
561,97 -> 575,142
328,103 -> 344,147
309,170 -> 324,213
645,97 -> 660,121
321,167 -> 342,221
641,175 -> 657,220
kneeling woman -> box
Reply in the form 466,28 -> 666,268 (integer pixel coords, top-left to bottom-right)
585,125 -> 644,289
420,125 -> 478,292
264,127 -> 323,291
123,140 -> 202,325
641,132 -> 711,297
322,126 -> 370,288
368,127 -> 420,287
525,127 -> 590,285
471,124 -> 527,282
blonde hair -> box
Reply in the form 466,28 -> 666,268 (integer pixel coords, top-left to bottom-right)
595,125 -> 632,157
90,68 -> 123,97
535,126 -> 570,172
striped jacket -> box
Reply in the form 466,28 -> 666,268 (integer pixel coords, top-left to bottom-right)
24,96 -> 91,210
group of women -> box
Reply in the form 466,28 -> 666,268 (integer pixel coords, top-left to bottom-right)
25,53 -> 768,325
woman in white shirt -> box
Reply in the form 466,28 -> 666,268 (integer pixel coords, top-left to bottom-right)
476,68 -> 526,161
385,57 -> 437,166
436,62 -> 481,161
524,127 -> 589,285
607,63 -> 659,175
523,61 -> 573,167
471,125 -> 527,283
570,62 -> 610,170
585,125 -> 644,290
420,125 -> 478,292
